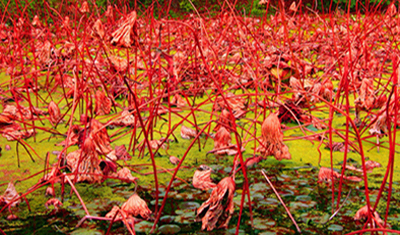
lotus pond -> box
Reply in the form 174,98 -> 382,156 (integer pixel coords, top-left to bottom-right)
0,2 -> 400,235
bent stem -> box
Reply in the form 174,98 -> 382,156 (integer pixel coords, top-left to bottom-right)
328,189 -> 351,222
64,174 -> 89,216
261,169 -> 301,233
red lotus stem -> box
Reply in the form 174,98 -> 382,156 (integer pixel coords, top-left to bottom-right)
261,169 -> 301,233
64,174 -> 90,216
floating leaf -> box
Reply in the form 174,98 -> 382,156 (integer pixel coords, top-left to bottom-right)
327,224 -> 343,231
135,221 -> 156,233
178,201 -> 200,210
158,224 -> 181,234
160,215 -> 176,224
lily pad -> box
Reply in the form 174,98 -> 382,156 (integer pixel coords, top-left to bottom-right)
225,228 -> 246,234
135,221 -> 156,233
300,212 -> 330,224
328,224 -> 343,231
248,217 -> 276,230
160,215 -> 176,224
250,182 -> 269,192
295,195 -> 312,201
178,201 -> 200,210
289,201 -> 317,211
71,228 -> 102,235
263,197 -> 279,205
158,224 -> 181,234
259,232 -> 277,235
174,213 -> 195,224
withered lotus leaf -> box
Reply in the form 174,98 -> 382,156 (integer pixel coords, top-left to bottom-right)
45,198 -> 63,210
180,125 -> 197,139
256,113 -> 291,160
112,109 -> 136,127
193,165 -> 216,191
92,19 -> 105,39
369,112 -> 388,136
213,127 -> 231,150
111,167 -> 138,183
105,206 -> 127,220
171,94 -> 188,107
109,55 -> 129,73
121,193 -> 152,220
214,109 -> 234,132
0,182 -> 21,207
317,167 -> 362,183
94,90 -> 112,116
354,205 -> 384,226
65,138 -> 103,183
196,176 -> 235,231
169,155 -> 180,165
1,123 -> 35,141
89,119 -> 113,155
110,11 -> 138,48
215,93 -> 246,113
79,1 -> 89,13
115,145 -> 132,160
48,101 -> 61,125
32,15 -> 41,27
